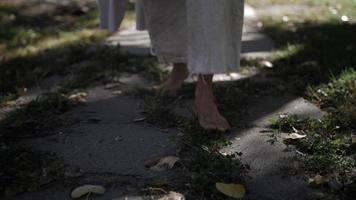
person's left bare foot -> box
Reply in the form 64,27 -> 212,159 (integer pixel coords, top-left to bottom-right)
163,63 -> 189,96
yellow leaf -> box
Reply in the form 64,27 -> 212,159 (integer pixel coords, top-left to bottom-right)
71,185 -> 105,199
215,183 -> 245,199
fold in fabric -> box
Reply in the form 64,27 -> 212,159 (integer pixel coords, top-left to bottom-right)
186,0 -> 244,74
96,0 -> 128,32
135,0 -> 146,30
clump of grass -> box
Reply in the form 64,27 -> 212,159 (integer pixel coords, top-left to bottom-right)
178,120 -> 246,199
0,142 -> 65,197
137,87 -> 184,128
0,92 -> 76,138
0,92 -> 77,196
308,69 -> 356,105
306,69 -> 356,133
271,113 -> 356,197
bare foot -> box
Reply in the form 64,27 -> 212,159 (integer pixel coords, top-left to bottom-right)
195,75 -> 231,131
163,63 -> 189,95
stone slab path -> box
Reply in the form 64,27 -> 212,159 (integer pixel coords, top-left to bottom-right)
6,4 -> 324,200
9,90 -> 323,200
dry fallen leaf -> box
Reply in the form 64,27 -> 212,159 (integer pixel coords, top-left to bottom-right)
282,15 -> 290,22
70,185 -> 105,199
68,92 -> 88,102
150,156 -> 180,172
158,191 -> 185,200
279,114 -> 289,119
215,183 -> 245,199
308,175 -> 330,186
341,15 -> 349,22
282,133 -> 307,140
261,60 -> 274,68
112,90 -> 123,95
105,83 -> 121,89
133,117 -> 146,123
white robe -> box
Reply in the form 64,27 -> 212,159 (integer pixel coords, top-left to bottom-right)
96,0 -> 127,32
96,0 -> 245,74
96,0 -> 144,32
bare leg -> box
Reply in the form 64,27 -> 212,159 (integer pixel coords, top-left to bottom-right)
163,63 -> 189,95
195,74 -> 231,131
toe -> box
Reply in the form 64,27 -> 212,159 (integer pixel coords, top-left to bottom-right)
198,118 -> 217,130
216,116 -> 231,132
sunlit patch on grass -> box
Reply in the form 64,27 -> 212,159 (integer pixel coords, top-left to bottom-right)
272,43 -> 305,60
0,0 -> 141,106
4,28 -> 108,59
247,0 -> 356,22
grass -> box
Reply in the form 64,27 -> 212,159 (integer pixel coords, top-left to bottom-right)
179,120 -> 246,199
0,93 -> 77,138
250,0 -> 356,197
1,0 -> 355,198
0,92 -> 77,196
247,0 -> 356,21
271,112 -> 356,197
0,0 -> 105,104
139,89 -> 247,199
0,0 -> 142,105
0,142 -> 65,196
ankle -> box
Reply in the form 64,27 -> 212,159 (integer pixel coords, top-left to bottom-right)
196,75 -> 213,94
173,63 -> 187,72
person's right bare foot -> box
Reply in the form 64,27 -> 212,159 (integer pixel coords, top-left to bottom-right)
195,75 -> 231,132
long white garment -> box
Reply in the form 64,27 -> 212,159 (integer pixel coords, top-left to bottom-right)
97,0 -> 245,74
96,0 -> 128,32
189,0 -> 244,74
140,0 -> 244,74
135,0 -> 146,30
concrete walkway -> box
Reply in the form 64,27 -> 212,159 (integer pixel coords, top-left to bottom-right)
7,4 -> 323,200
